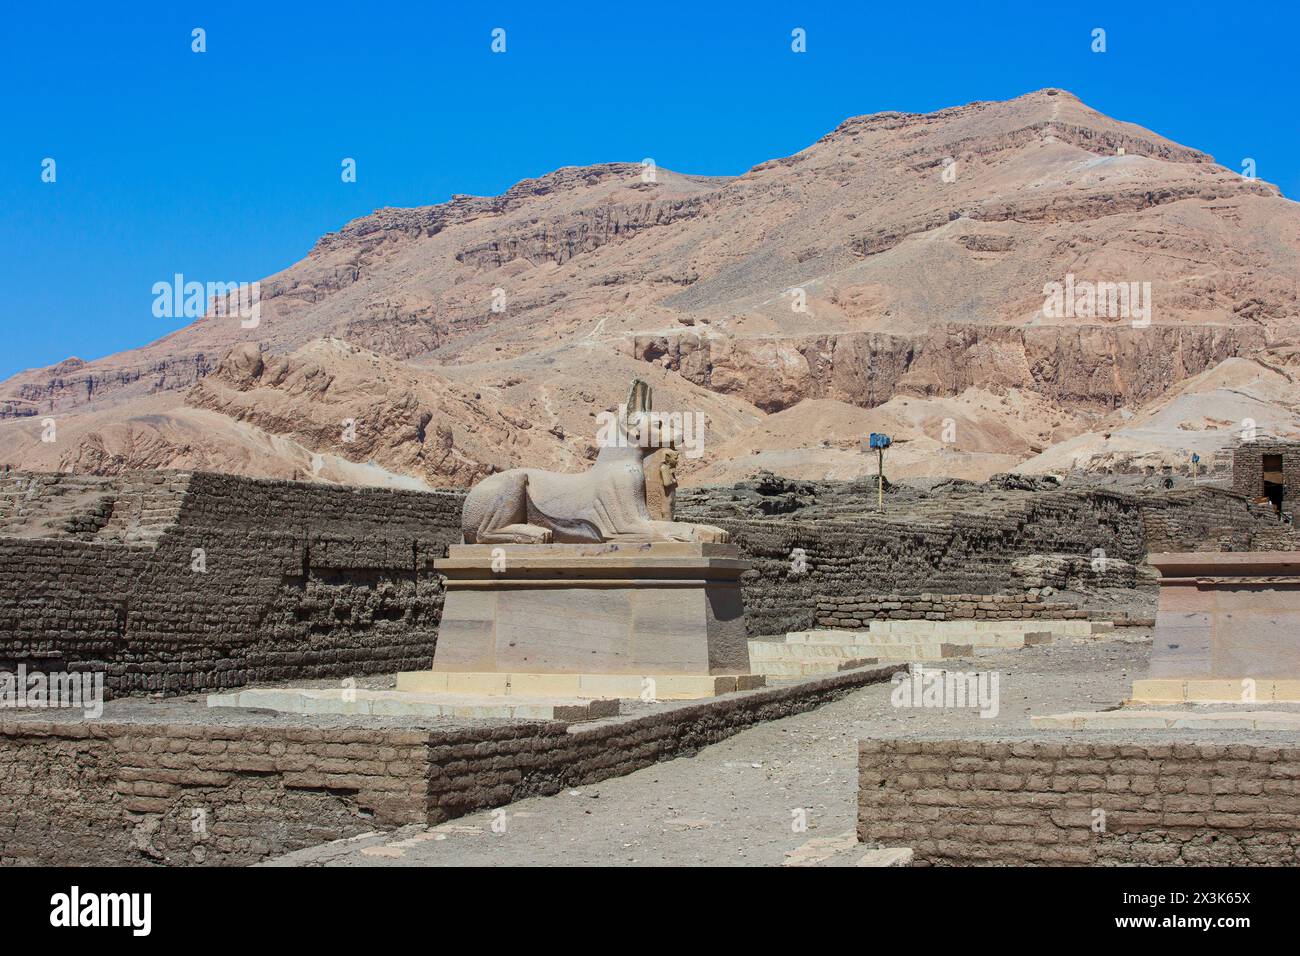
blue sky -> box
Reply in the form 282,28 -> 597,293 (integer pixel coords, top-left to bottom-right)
2,0 -> 1296,379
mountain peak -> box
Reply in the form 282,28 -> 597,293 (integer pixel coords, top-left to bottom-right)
3,90 -> 1296,486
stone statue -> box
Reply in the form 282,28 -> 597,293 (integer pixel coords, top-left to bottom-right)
461,379 -> 728,544
657,449 -> 680,519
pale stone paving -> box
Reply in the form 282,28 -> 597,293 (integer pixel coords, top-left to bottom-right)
265,637 -> 1214,867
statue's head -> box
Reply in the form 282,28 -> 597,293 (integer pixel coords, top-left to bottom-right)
616,379 -> 683,452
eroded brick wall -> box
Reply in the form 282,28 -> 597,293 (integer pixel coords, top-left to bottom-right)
707,486 -> 1296,635
4,471 -> 1296,689
0,720 -> 433,866
1231,440 -> 1300,505
0,471 -> 466,696
815,593 -> 1089,627
858,738 -> 1300,866
0,664 -> 895,866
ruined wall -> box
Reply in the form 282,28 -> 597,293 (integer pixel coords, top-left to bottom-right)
1141,485 -> 1300,552
1231,440 -> 1300,508
858,738 -> 1300,866
3,470 -> 1295,693
0,719 -> 433,866
696,485 -> 1296,636
0,664 -> 894,866
0,472 -> 466,696
815,593 -> 1089,628
705,490 -> 1145,636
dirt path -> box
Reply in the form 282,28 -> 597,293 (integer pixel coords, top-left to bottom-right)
266,637 -> 1158,867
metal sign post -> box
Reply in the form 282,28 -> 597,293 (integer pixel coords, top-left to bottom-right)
869,433 -> 891,512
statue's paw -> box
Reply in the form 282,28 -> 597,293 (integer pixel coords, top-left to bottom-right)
690,524 -> 730,544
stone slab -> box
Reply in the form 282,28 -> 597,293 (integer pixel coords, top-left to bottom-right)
786,630 -> 1031,648
1031,709 -> 1300,731
207,688 -> 619,721
866,619 -> 1106,636
1131,678 -> 1300,704
395,670 -> 765,700
750,658 -> 878,678
1148,550 -> 1300,681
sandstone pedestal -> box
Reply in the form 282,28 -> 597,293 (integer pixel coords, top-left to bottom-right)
396,542 -> 763,700
1131,551 -> 1300,703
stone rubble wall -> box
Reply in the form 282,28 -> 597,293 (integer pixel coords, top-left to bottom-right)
858,738 -> 1300,865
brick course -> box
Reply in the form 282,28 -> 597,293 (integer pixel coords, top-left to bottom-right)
858,738 -> 1300,865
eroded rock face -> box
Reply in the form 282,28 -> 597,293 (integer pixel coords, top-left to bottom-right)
3,88 -> 1299,486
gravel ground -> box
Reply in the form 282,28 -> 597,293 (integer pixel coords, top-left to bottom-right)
263,631 -> 1299,868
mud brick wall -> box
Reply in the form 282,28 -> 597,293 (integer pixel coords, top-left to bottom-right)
0,664 -> 895,866
815,593 -> 1086,628
0,719 -> 434,866
707,490 -> 1148,635
858,738 -> 1300,866
1141,486 -> 1300,552
0,471 -> 466,696
1231,440 -> 1300,504
703,486 -> 1296,636
5,469 -> 1295,690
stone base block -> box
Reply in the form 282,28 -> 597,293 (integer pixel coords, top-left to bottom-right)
1030,709 -> 1300,731
207,688 -> 619,721
1131,678 -> 1300,704
395,670 -> 764,700
431,542 -> 752,675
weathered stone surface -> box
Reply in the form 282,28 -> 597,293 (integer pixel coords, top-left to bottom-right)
1147,551 -> 1300,683
433,542 -> 750,675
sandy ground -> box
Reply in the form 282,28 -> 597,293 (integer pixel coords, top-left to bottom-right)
261,632 -> 1296,868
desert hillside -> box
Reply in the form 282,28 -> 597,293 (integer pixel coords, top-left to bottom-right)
3,88 -> 1298,488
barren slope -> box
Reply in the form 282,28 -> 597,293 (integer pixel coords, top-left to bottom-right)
3,89 -> 1298,487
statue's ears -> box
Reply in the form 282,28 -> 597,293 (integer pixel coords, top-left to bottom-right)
626,379 -> 652,417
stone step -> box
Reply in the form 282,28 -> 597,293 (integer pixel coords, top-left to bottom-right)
866,619 -> 1109,637
791,629 -> 1052,648
786,630 -> 1040,649
1130,678 -> 1300,704
207,687 -> 619,722
395,670 -> 764,701
1031,709 -> 1300,731
749,641 -> 880,660
749,658 -> 877,678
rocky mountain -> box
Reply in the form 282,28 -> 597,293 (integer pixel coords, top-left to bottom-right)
3,88 -> 1298,488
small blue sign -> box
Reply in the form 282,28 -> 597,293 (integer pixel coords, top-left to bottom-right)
869,433 -> 892,450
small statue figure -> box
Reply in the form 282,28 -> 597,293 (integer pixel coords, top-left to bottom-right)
461,379 -> 728,545
658,449 -> 680,520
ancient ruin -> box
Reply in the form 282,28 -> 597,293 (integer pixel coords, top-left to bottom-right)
3,74 -> 1299,892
